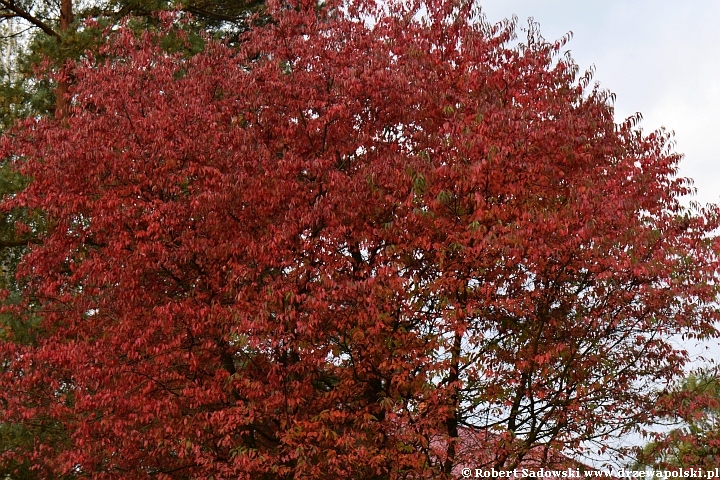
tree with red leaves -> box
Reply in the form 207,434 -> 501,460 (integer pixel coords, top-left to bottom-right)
1,0 -> 718,477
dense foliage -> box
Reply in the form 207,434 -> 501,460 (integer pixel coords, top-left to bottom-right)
0,0 -> 264,122
1,0 -> 719,477
0,2 -> 265,477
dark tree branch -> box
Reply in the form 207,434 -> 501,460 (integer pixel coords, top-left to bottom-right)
0,1 -> 59,39
0,237 -> 39,248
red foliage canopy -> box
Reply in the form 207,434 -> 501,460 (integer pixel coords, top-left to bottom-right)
2,0 -> 719,477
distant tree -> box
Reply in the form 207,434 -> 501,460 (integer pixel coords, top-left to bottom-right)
1,0 -> 718,477
0,18 -> 25,130
636,371 -> 720,470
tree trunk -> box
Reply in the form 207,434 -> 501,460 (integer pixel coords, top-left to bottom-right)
55,0 -> 73,119
444,331 -> 462,476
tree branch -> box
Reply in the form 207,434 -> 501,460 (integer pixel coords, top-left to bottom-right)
0,1 -> 59,40
0,237 -> 39,248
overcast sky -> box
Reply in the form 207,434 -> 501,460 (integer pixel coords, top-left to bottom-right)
480,0 -> 720,208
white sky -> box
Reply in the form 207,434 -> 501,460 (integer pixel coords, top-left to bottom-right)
480,0 -> 720,208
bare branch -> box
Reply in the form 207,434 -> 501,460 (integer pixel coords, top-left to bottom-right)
0,0 -> 59,39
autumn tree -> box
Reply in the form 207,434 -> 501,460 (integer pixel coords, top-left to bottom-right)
0,0 -> 268,292
0,2 -> 266,478
0,0 -> 268,297
1,0 -> 718,477
0,0 -> 267,252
